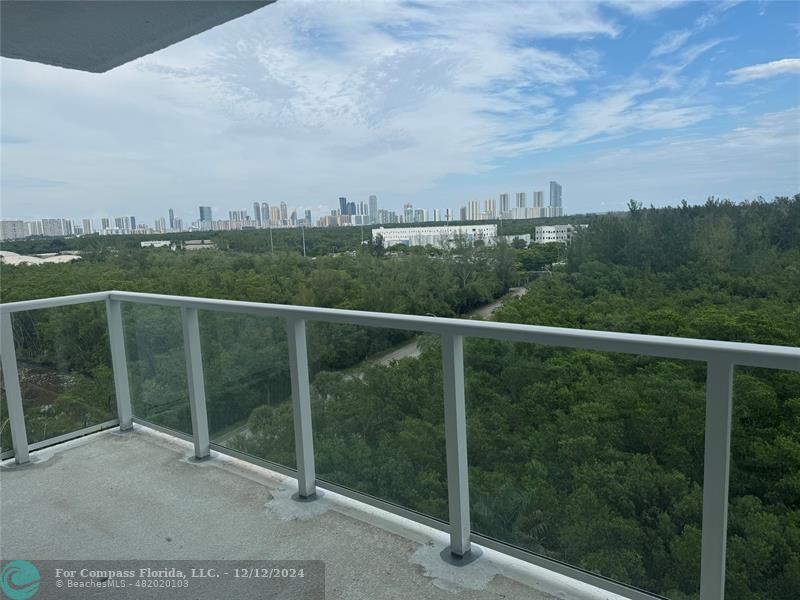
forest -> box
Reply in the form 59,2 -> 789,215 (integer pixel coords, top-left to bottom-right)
1,196 -> 798,599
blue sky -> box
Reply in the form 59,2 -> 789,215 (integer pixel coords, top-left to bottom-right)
1,0 -> 798,225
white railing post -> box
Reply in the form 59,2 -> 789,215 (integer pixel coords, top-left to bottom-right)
286,318 -> 317,498
105,299 -> 133,431
700,359 -> 734,600
0,312 -> 30,464
181,307 -> 210,459
441,333 -> 473,558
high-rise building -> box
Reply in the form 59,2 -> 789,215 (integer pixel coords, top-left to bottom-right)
261,202 -> 269,226
515,192 -> 527,209
499,193 -> 510,214
339,197 -> 348,216
81,219 -> 94,235
533,191 -> 544,208
62,219 -> 73,236
305,209 -> 312,224
414,208 -> 425,223
466,200 -> 480,221
549,181 -> 563,217
403,203 -> 414,223
168,209 -> 175,229
369,195 -> 378,223
280,202 -> 288,223
101,217 -> 111,231
25,221 -> 43,236
129,216 -> 136,230
0,220 -> 25,240
174,218 -> 183,231
485,198 -> 496,219
347,201 -> 356,216
42,218 -> 64,237
432,209 -> 441,222
253,202 -> 262,227
199,206 -> 212,222
459,206 -> 467,221
270,206 -> 280,225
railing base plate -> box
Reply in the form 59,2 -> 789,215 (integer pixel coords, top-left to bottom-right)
292,490 -> 325,503
0,452 -> 51,470
440,546 -> 482,566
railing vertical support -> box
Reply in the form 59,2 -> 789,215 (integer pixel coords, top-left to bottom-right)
441,333 -> 472,558
700,359 -> 734,600
0,311 -> 30,465
105,299 -> 133,431
181,307 -> 210,460
286,318 -> 317,498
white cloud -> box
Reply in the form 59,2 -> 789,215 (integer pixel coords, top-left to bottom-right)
650,29 -> 691,56
604,0 -> 686,17
517,108 -> 799,210
726,58 -> 800,83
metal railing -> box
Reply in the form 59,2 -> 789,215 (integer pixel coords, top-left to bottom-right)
1,290 -> 798,600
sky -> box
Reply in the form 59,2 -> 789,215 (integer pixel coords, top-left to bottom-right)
1,0 -> 799,226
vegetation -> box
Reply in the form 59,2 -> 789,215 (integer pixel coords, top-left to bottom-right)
1,196 -> 798,599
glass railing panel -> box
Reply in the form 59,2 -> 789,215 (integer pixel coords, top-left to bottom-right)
464,338 -> 706,598
0,366 -> 10,455
198,311 -> 295,469
726,366 -> 800,600
306,321 -> 448,520
122,303 -> 191,435
6,304 -> 116,445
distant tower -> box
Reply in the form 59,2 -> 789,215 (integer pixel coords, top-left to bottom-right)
168,209 -> 175,229
339,197 -> 347,215
549,181 -> 562,216
485,198 -> 496,219
467,200 -> 480,221
499,193 -> 510,214
280,202 -> 288,223
515,192 -> 527,209
199,206 -> 212,222
261,202 -> 269,226
369,195 -> 378,223
253,202 -> 261,227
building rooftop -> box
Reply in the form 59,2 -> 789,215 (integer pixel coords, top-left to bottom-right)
1,425 -> 614,600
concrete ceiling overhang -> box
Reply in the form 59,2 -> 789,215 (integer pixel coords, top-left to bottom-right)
0,0 -> 273,73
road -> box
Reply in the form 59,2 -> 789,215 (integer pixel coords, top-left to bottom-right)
371,286 -> 528,366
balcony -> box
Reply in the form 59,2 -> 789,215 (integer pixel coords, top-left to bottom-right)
1,291 -> 798,600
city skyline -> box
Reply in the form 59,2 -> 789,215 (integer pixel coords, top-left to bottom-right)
0,179 -> 567,239
1,2 -> 797,222
0,178 -> 572,225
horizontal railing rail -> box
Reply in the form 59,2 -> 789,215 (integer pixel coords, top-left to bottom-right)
2,291 -> 797,370
1,290 -> 798,600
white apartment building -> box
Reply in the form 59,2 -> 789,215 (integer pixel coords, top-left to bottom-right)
372,224 -> 498,248
0,220 -> 25,240
534,224 -> 587,244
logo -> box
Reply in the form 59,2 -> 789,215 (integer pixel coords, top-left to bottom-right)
0,561 -> 40,600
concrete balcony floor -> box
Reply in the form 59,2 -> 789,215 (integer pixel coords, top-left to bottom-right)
1,426 -> 618,600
